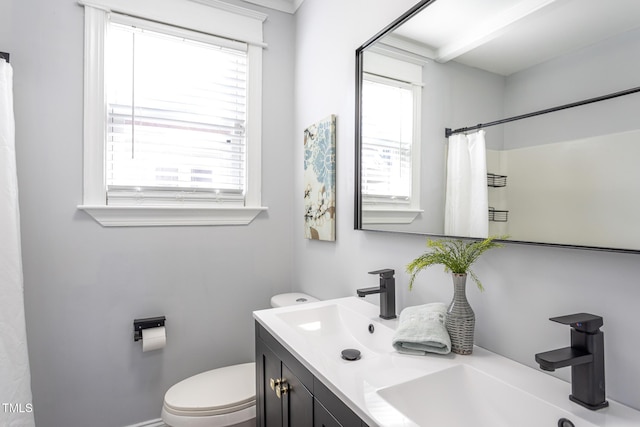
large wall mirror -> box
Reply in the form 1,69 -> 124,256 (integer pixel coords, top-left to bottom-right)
355,0 -> 640,252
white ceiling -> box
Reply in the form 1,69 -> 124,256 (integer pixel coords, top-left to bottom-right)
240,0 -> 304,14
391,0 -> 640,75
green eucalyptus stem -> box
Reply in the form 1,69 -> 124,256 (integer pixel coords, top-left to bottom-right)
406,236 -> 506,291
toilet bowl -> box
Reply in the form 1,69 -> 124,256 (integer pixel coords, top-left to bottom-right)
161,293 -> 318,427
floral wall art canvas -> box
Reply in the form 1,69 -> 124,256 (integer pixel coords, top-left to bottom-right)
304,115 -> 336,241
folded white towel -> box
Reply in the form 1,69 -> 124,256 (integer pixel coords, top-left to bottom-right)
392,303 -> 451,355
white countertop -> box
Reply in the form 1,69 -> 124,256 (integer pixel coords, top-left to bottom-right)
254,297 -> 640,427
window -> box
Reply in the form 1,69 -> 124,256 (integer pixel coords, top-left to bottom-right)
361,51 -> 423,224
106,20 -> 247,206
78,0 -> 267,226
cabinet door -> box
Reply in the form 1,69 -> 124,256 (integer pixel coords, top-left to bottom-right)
282,363 -> 313,427
256,323 -> 365,427
257,339 -> 283,427
314,378 -> 362,426
314,399 -> 342,427
257,336 -> 313,427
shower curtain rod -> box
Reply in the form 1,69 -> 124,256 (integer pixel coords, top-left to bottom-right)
0,52 -> 9,63
445,85 -> 640,138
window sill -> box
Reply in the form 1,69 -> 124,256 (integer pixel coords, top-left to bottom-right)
78,205 -> 268,227
361,208 -> 423,225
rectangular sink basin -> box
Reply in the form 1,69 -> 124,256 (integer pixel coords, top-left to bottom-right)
276,304 -> 394,359
376,364 -> 599,427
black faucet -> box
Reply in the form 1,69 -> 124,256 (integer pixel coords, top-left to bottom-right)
535,313 -> 608,410
356,269 -> 396,319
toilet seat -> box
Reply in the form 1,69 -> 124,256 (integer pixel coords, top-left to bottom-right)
162,362 -> 255,426
161,405 -> 255,427
162,294 -> 318,427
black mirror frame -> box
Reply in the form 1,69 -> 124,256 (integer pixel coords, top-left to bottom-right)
355,0 -> 437,230
353,0 -> 640,254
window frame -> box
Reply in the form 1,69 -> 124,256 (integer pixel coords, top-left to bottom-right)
77,0 -> 268,226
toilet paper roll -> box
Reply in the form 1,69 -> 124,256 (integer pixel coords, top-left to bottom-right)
142,326 -> 166,352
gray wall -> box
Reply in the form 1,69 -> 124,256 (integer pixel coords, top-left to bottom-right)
0,4 -> 9,49
504,27 -> 640,148
5,0 -> 295,426
293,0 -> 640,412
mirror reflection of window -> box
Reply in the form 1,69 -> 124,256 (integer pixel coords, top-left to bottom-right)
361,52 -> 423,224
362,77 -> 413,203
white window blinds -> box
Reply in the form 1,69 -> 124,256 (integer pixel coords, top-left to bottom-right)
106,21 -> 248,206
361,76 -> 414,205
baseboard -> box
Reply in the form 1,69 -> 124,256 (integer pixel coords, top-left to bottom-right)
123,418 -> 167,427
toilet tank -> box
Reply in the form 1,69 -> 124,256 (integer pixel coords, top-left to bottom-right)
270,293 -> 318,308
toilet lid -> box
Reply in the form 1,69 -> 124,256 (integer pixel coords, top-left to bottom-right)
164,362 -> 256,417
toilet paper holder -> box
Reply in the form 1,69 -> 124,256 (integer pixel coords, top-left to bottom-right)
133,316 -> 166,342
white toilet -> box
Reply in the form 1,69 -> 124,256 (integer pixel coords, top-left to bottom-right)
161,293 -> 318,427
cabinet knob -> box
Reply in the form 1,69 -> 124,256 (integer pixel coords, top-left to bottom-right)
269,377 -> 289,398
275,381 -> 289,399
269,377 -> 281,391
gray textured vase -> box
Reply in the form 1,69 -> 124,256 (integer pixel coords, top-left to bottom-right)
446,273 -> 475,355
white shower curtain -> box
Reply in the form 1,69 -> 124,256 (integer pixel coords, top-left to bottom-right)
444,130 -> 489,238
0,59 -> 36,427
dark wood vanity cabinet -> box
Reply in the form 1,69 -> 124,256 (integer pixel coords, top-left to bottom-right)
256,322 -> 369,427
259,338 -> 313,426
